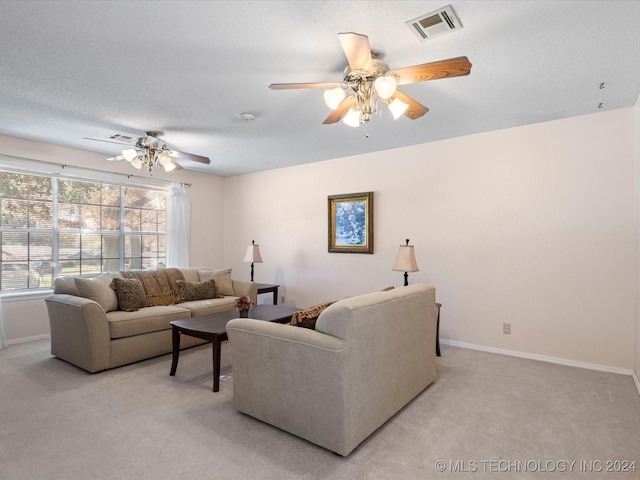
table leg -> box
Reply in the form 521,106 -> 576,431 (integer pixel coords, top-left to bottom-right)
436,303 -> 441,357
170,325 -> 180,376
273,288 -> 278,305
212,335 -> 222,392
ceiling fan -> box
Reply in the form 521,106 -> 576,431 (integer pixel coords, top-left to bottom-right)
84,131 -> 210,173
269,32 -> 472,127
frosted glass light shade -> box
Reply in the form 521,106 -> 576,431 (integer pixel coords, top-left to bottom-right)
131,157 -> 143,169
324,87 -> 345,109
122,148 -> 138,162
342,108 -> 361,127
388,97 -> 409,119
374,75 -> 397,99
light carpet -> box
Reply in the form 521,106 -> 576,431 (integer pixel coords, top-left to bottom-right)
1,339 -> 639,480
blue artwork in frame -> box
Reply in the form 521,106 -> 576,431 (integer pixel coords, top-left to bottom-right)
328,192 -> 374,254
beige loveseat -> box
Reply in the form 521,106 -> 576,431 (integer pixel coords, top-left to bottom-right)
45,267 -> 256,373
227,283 -> 438,456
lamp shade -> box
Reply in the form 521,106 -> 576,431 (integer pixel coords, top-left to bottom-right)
243,242 -> 263,263
392,242 -> 419,273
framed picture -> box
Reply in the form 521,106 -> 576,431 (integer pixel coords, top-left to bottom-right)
328,192 -> 374,254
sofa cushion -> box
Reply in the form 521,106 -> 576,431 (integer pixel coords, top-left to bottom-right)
180,297 -> 238,317
74,273 -> 118,312
199,268 -> 234,296
290,301 -> 336,330
113,278 -> 147,312
107,305 -> 191,339
176,279 -> 221,302
120,268 -> 184,306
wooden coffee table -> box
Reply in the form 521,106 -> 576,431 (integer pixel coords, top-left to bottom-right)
169,304 -> 301,392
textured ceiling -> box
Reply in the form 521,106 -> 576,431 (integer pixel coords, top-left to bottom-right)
1,1 -> 640,176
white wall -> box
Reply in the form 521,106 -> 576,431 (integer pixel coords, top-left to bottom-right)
224,109 -> 636,370
0,134 -> 225,342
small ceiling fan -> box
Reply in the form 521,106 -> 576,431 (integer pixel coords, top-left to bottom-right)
84,131 -> 210,173
269,32 -> 472,127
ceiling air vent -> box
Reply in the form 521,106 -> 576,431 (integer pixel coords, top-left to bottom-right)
106,133 -> 136,142
406,5 -> 462,41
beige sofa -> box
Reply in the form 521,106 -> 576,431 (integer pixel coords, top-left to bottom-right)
226,283 -> 438,456
45,267 -> 256,373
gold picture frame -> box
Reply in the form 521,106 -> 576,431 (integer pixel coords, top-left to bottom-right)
328,192 -> 374,254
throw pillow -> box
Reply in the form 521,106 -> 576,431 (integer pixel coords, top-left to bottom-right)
113,278 -> 147,312
176,279 -> 221,302
198,268 -> 234,296
74,273 -> 118,312
290,301 -> 336,330
119,269 -> 184,306
53,276 -> 79,295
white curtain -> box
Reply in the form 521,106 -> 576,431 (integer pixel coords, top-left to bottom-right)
0,296 -> 6,349
166,184 -> 191,268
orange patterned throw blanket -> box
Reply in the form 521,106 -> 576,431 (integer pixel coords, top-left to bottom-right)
120,268 -> 185,306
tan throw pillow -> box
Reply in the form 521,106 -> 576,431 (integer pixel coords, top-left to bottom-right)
113,278 -> 147,312
290,301 -> 335,330
74,273 -> 118,312
199,268 -> 234,296
54,276 -> 79,295
176,279 -> 221,302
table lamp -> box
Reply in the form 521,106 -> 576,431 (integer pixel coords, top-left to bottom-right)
392,238 -> 419,286
243,240 -> 263,282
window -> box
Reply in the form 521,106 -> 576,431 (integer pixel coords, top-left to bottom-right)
0,170 -> 167,291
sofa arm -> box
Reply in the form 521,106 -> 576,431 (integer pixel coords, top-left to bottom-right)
226,319 -> 353,455
44,294 -> 111,373
232,280 -> 257,304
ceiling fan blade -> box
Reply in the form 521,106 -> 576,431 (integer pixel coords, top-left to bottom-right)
167,150 -> 210,165
269,82 -> 342,90
323,95 -> 357,124
392,90 -> 429,119
83,137 -> 137,146
338,32 -> 373,71
392,56 -> 472,85
106,155 -> 125,162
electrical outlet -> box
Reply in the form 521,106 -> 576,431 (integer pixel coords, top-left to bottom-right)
503,323 -> 511,335
281,296 -> 285,304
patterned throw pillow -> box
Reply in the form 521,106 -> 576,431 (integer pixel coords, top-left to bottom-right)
113,278 -> 147,312
176,279 -> 221,302
290,301 -> 335,330
119,269 -> 184,306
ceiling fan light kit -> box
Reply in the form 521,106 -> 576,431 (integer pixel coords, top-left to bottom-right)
86,131 -> 211,174
269,32 -> 471,129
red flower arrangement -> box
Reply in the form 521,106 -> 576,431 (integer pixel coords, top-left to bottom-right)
234,295 -> 255,311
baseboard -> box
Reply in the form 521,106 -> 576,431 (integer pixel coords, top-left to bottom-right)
6,333 -> 50,346
633,371 -> 640,398
440,338 -> 634,377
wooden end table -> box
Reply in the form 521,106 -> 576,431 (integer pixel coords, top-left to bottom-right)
169,304 -> 300,392
256,283 -> 279,304
436,302 -> 442,357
